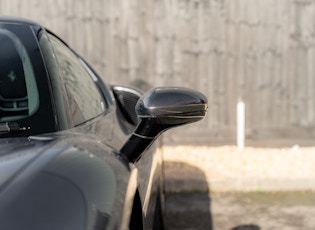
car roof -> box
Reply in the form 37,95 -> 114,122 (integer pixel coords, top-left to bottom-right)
0,16 -> 41,27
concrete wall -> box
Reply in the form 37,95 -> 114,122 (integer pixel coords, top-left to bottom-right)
1,0 -> 315,145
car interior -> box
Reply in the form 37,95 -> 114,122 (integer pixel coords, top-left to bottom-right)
0,28 -> 39,122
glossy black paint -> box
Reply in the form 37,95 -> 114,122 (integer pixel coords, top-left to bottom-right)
0,16 -> 208,230
112,86 -> 142,128
0,136 -> 131,230
136,87 -> 208,119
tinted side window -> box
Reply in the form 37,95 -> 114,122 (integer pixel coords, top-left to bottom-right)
48,35 -> 106,125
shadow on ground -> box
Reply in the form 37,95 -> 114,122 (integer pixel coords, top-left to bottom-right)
163,162 -> 264,230
164,163 -> 315,230
163,161 -> 213,230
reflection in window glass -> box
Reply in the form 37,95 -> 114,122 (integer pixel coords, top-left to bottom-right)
0,29 -> 39,122
48,35 -> 105,125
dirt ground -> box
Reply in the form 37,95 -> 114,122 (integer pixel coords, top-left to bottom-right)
162,145 -> 315,229
162,145 -> 315,192
164,191 -> 315,230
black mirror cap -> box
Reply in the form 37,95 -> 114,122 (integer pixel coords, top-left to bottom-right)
136,87 -> 207,120
134,87 -> 208,137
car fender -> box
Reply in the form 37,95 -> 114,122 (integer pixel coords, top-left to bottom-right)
0,138 -> 132,230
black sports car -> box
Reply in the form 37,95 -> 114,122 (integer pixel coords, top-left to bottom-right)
0,17 -> 207,230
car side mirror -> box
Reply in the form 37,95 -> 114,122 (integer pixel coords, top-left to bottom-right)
121,87 -> 208,162
112,86 -> 142,126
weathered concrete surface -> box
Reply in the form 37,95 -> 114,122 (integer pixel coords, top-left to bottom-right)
164,192 -> 315,230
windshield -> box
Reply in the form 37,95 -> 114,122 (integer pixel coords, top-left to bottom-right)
0,23 -> 56,137
0,28 -> 39,122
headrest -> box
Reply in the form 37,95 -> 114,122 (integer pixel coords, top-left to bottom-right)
0,35 -> 27,99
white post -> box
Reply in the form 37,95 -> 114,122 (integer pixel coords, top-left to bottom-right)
237,99 -> 245,150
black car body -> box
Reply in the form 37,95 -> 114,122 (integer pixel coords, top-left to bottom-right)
0,17 -> 207,230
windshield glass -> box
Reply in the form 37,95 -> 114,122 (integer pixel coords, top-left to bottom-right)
0,23 -> 56,137
0,28 -> 39,122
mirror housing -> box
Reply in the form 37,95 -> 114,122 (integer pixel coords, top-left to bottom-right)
121,87 -> 208,162
112,86 -> 142,126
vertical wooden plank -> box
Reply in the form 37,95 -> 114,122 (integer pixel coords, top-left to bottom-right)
307,48 -> 315,126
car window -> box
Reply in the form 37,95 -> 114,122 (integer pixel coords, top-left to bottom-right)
47,34 -> 106,126
0,24 -> 57,137
0,28 -> 39,122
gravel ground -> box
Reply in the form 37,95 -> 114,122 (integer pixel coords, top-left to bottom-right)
162,145 -> 315,192
164,192 -> 315,230
162,145 -> 315,229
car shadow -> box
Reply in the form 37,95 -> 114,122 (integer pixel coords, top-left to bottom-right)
231,225 -> 261,230
163,161 -> 213,229
163,161 -> 264,230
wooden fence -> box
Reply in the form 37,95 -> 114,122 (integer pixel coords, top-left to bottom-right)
1,0 -> 315,145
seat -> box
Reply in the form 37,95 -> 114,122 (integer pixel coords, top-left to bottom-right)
0,34 -> 28,117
